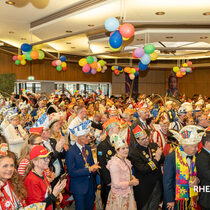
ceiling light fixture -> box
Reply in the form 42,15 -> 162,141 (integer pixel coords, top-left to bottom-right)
137,39 -> 144,41
20,38 -> 27,40
71,47 -> 76,49
9,31 -> 14,34
88,24 -> 95,27
66,42 -> 71,44
66,30 -> 72,33
5,0 -> 15,5
203,12 -> 210,15
155,12 -> 165,15
166,36 -> 174,39
200,36 -> 208,39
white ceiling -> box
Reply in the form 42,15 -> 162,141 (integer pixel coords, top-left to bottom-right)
1,0 -> 210,60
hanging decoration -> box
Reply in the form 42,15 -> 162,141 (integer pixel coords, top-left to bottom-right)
51,55 -> 67,72
78,56 -> 108,74
132,44 -> 158,71
104,17 -> 135,51
123,66 -> 139,80
172,60 -> 194,78
111,66 -> 124,76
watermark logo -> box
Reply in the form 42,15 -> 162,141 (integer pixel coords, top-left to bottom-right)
194,186 -> 210,193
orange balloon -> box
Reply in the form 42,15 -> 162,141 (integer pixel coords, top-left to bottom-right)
124,67 -> 131,73
176,71 -> 183,78
90,61 -> 97,69
17,55 -> 22,60
30,50 -> 39,60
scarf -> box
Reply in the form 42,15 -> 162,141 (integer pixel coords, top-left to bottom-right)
175,145 -> 198,209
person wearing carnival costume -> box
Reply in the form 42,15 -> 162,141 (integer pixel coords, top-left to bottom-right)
97,117 -> 120,209
0,143 -> 27,209
66,120 -> 100,210
163,125 -> 205,210
129,125 -> 164,210
196,130 -> 210,210
106,134 -> 138,210
129,102 -> 150,155
24,145 -> 66,210
151,113 -> 170,149
4,112 -> 28,158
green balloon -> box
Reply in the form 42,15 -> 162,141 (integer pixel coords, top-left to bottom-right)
98,60 -> 105,67
57,65 -> 62,71
26,51 -> 32,61
15,60 -> 20,65
144,44 -> 155,54
38,50 -> 45,59
86,56 -> 94,64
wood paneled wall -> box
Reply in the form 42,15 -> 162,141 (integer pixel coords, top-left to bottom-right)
0,52 -> 112,83
166,68 -> 210,97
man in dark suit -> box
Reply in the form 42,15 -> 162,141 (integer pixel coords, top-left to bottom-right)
66,120 -> 100,210
196,131 -> 210,210
129,102 -> 150,155
129,125 -> 164,210
97,117 -> 120,209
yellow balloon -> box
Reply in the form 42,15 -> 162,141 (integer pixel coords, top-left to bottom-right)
33,44 -> 43,50
79,58 -> 87,67
130,68 -> 136,74
61,62 -> 67,68
21,60 -> 26,65
183,63 -> 188,67
22,54 -> 26,60
97,67 -> 101,72
123,37 -> 129,41
111,66 -> 115,71
108,43 -> 121,51
150,51 -> 158,61
182,72 -> 186,75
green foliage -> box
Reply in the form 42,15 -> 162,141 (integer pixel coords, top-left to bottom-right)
0,74 -> 16,97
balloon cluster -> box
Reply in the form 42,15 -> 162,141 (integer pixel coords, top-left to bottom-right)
111,66 -> 124,75
52,56 -> 67,72
105,17 -> 135,51
12,54 -> 27,66
173,61 -> 194,78
132,44 -> 158,71
21,43 -> 45,60
124,67 -> 140,80
78,56 -> 107,74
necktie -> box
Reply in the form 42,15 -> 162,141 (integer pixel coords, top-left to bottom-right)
82,146 -> 87,161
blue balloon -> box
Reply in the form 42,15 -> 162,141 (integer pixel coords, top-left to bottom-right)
21,43 -> 32,52
118,66 -> 123,70
109,31 -> 123,49
138,62 -> 148,71
141,53 -> 151,65
134,71 -> 139,77
105,17 -> 120,32
60,55 -> 66,62
87,68 -> 92,74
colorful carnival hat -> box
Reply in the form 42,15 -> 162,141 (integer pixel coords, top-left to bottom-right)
69,120 -> 91,137
0,143 -> 9,156
181,102 -> 193,112
132,125 -> 147,139
136,102 -> 148,111
30,145 -> 52,160
177,106 -> 187,116
108,105 -> 118,116
29,127 -> 44,135
169,125 -> 205,145
110,134 -> 127,150
103,117 -> 119,132
106,99 -> 114,107
19,101 -> 30,110
159,112 -> 170,125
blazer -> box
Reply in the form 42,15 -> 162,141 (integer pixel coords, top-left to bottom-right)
196,148 -> 210,208
65,143 -> 96,195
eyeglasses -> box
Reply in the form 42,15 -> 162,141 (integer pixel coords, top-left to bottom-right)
40,157 -> 50,162
32,142 -> 43,146
139,136 -> 148,141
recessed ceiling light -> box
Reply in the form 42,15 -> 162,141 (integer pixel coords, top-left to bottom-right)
200,36 -> 208,39
203,12 -> 210,15
5,1 -> 15,5
166,36 -> 173,39
104,46 -> 110,48
155,12 -> 165,15
20,38 -> 26,40
9,31 -> 14,34
66,30 -> 72,33
88,24 -> 95,27
71,47 -> 76,49
137,39 -> 144,41
66,42 -> 71,44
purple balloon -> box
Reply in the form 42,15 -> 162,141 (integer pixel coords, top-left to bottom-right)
91,69 -> 97,74
134,47 -> 144,58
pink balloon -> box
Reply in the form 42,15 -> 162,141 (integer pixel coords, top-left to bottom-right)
134,67 -> 139,72
83,64 -> 90,73
12,55 -> 18,61
52,60 -> 57,67
187,61 -> 192,66
56,60 -> 62,66
180,67 -> 186,73
134,48 -> 144,58
91,69 -> 97,74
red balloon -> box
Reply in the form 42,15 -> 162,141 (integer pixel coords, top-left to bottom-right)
62,67 -> 67,71
119,23 -> 135,38
114,69 -> 120,75
132,50 -> 138,59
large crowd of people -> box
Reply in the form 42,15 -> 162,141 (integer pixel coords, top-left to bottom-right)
0,87 -> 209,210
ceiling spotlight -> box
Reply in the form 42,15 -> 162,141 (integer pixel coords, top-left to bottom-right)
88,24 -> 95,27
66,42 -> 71,44
5,1 -> 15,5
20,38 -> 26,40
155,12 -> 165,15
104,46 -> 110,48
200,36 -> 208,39
166,36 -> 173,39
137,38 -> 144,41
9,31 -> 14,34
66,30 -> 72,33
203,12 -> 210,15
71,47 -> 76,49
